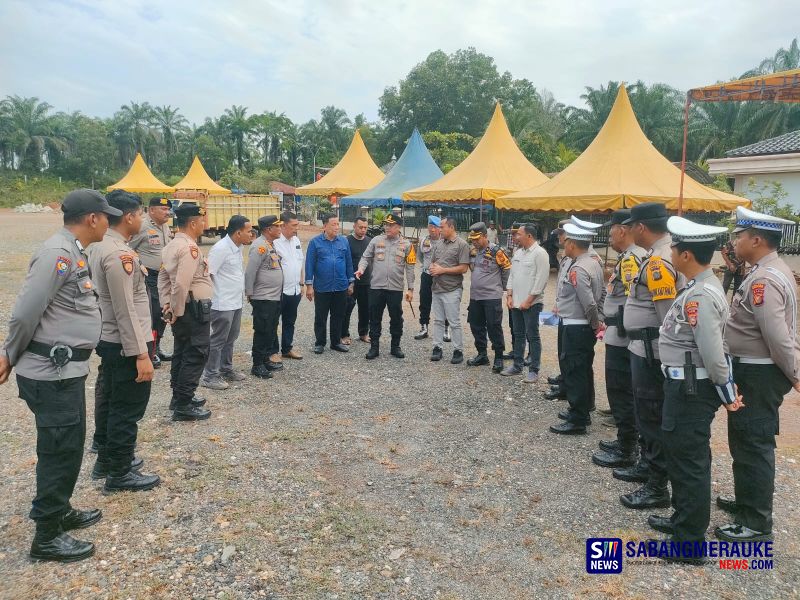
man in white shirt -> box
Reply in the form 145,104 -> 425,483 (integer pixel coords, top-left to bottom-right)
502,224 -> 550,382
273,211 -> 304,360
200,215 -> 252,390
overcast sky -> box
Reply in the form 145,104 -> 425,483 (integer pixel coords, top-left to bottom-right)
1,0 -> 797,125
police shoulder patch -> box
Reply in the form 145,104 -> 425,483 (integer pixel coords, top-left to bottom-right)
685,300 -> 699,327
55,256 -> 71,276
569,270 -> 578,287
120,254 -> 134,275
190,246 -> 199,259
751,282 -> 766,306
646,257 -> 676,301
258,246 -> 267,255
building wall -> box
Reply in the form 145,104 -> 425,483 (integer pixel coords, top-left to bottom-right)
734,172 -> 800,211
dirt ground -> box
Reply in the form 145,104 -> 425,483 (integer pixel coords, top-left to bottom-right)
0,210 -> 798,599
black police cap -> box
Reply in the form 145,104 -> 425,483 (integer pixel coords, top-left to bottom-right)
468,222 -> 488,239
149,196 -> 171,207
258,214 -> 284,230
62,189 -> 122,217
603,209 -> 632,227
174,203 -> 205,218
383,214 -> 403,227
622,202 -> 668,225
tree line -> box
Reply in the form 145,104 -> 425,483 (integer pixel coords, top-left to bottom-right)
1,41 -> 798,192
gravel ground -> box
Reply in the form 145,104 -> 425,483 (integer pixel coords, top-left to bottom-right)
0,211 -> 798,599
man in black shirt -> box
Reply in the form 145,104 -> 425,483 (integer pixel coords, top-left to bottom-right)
343,217 -> 372,344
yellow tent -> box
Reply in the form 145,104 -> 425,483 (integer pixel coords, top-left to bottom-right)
107,153 -> 175,193
496,87 -> 749,212
296,130 -> 384,196
402,104 -> 548,202
173,156 -> 231,194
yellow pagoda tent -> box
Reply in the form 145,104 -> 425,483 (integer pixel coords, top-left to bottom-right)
402,104 -> 548,202
107,153 -> 175,194
496,86 -> 749,212
173,156 -> 230,194
296,130 -> 384,196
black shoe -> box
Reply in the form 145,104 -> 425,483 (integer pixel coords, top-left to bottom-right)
613,460 -> 650,483
390,346 -> 405,359
104,470 -> 161,493
313,345 -> 325,354
157,346 -> 172,361
60,509 -> 102,532
251,364 -> 274,379
30,532 -> 95,563
152,353 -> 161,369
466,353 -> 489,366
549,421 -> 587,435
266,360 -> 284,371
192,395 -> 207,407
557,410 -> 569,420
331,343 -> 350,353
366,345 -> 380,360
620,484 -> 670,509
714,523 -> 771,542
414,325 -> 429,340
599,439 -> 621,453
648,515 -> 674,535
91,456 -> 144,480
544,388 -> 566,400
716,496 -> 739,515
547,375 -> 563,385
450,350 -> 464,364
172,405 -> 212,421
430,347 -> 443,362
502,352 -> 515,360
492,356 -> 504,373
88,439 -> 99,454
592,448 -> 636,468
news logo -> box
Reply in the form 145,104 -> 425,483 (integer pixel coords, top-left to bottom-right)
586,538 -> 623,574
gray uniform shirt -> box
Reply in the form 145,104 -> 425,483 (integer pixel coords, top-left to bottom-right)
246,235 -> 284,301
358,234 -> 415,291
419,235 -> 442,275
556,252 -> 605,328
89,229 -> 153,357
431,235 -> 472,293
470,243 -> 511,301
129,214 -> 172,271
603,244 -> 646,347
725,251 -> 799,383
623,234 -> 685,360
554,255 -> 573,309
657,269 -> 731,387
3,228 -> 102,380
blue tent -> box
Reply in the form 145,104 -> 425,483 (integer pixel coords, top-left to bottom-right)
340,129 -> 443,207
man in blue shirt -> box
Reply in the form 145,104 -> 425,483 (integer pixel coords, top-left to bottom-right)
305,213 -> 354,354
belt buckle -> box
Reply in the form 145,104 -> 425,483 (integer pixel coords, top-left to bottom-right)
669,368 -> 681,379
49,344 -> 72,379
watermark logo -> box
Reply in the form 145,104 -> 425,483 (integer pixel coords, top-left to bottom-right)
586,538 -> 623,574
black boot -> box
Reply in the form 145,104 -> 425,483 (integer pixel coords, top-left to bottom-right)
620,482 -> 670,509
430,347 -> 443,362
648,514 -> 674,535
172,405 -> 212,421
91,456 -> 144,480
544,386 -> 566,400
390,345 -> 405,359
30,520 -> 94,563
599,439 -> 621,453
466,353 -> 489,366
547,375 -> 563,385
613,459 -> 650,483
60,508 -> 102,532
592,441 -> 637,468
492,354 -> 504,373
104,470 -> 161,493
366,343 -> 380,360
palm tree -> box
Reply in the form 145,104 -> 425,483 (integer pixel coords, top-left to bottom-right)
152,105 -> 188,155
222,105 -> 251,169
628,81 -> 684,160
118,101 -> 155,158
564,82 -> 621,150
0,95 -> 66,171
744,38 -> 800,75
319,105 -> 351,152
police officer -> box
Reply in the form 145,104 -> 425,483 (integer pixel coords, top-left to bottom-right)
0,189 -> 120,562
415,215 -> 444,340
549,223 -> 605,435
466,222 -> 511,372
716,207 -> 800,542
592,210 -> 646,469
618,202 -> 684,509
129,196 -> 174,367
544,221 -> 572,399
158,203 -> 212,421
246,215 -> 284,379
648,216 -> 741,564
356,214 -> 415,359
87,191 -> 161,493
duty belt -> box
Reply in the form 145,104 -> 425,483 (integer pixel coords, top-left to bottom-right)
27,340 -> 93,362
732,356 -> 775,365
661,365 -> 709,380
561,318 -> 589,326
604,316 -> 619,326
626,327 -> 660,341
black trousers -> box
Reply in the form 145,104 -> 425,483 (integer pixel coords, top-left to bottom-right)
419,272 -> 434,326
468,298 -> 505,355
662,378 -> 720,542
251,299 -> 281,364
560,324 -> 596,426
631,353 -> 667,487
280,293 -> 302,354
170,306 -> 210,407
314,290 -> 347,347
555,320 -> 564,375
728,362 -> 791,533
605,345 -> 637,445
343,285 -> 370,338
17,374 -> 86,522
369,288 -> 404,345
722,270 -> 744,300
145,269 -> 166,342
95,341 -> 152,476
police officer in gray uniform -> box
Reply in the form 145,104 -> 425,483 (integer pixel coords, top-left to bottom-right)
592,209 -> 646,468
88,191 -> 161,494
618,202 -> 685,510
356,214 -> 415,359
544,223 -> 573,399
415,215 -> 446,340
647,216 -> 741,565
0,189 -> 120,562
716,207 -> 800,542
550,223 -> 605,435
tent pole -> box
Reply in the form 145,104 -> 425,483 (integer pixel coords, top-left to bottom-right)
678,95 -> 690,216
479,198 -> 484,223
